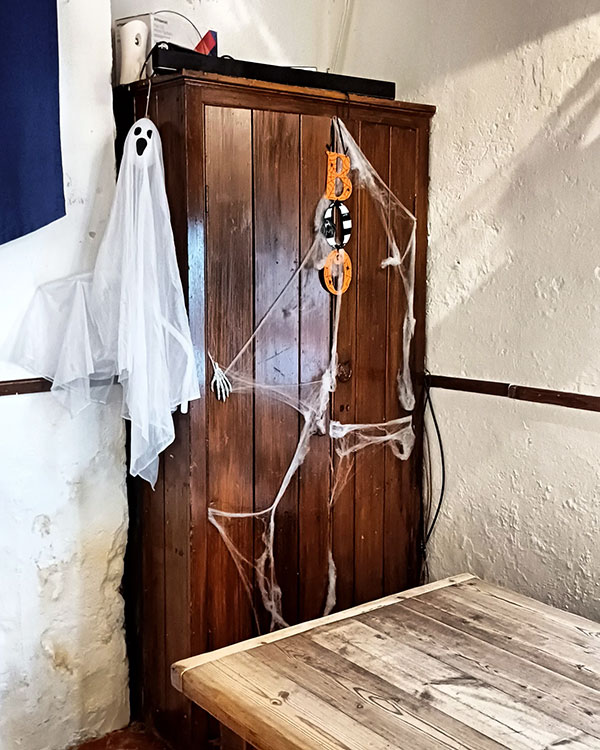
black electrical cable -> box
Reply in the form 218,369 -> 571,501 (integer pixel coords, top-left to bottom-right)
418,419 -> 431,581
138,46 -> 154,80
424,372 -> 446,545
135,10 -> 203,82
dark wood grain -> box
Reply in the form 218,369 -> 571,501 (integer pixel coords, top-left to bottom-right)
152,80 -> 194,750
298,114 -> 333,621
205,105 -> 255,654
410,119 -> 432,585
118,74 -> 434,750
353,122 -> 390,605
204,106 -> 255,750
331,120 -> 360,612
183,81 -> 211,750
429,374 -> 600,412
135,88 -> 169,743
130,71 -> 437,119
384,126 -> 418,595
141,468 -> 167,738
0,378 -> 51,397
253,110 -> 301,629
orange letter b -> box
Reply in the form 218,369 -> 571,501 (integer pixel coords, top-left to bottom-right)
326,151 -> 352,201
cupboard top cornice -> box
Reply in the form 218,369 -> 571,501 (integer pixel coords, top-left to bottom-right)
127,70 -> 436,121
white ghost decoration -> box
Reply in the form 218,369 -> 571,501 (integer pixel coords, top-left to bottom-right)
14,118 -> 200,486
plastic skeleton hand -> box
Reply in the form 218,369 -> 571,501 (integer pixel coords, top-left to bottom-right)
208,353 -> 233,402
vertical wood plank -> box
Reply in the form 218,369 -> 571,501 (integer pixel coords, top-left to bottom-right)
253,110 -> 301,629
353,122 -> 390,605
141,468 -> 167,736
298,115 -> 333,621
135,87 -> 169,739
205,105 -> 255,649
154,83 -> 193,748
185,85 -> 211,750
384,126 -> 418,595
331,119 -> 360,612
410,121 -> 431,584
205,106 -> 255,750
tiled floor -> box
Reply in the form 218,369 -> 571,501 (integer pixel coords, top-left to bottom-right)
75,723 -> 169,750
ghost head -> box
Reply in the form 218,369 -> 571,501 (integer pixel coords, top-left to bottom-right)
124,117 -> 160,168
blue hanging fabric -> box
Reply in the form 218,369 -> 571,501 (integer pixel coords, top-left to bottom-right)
0,3 -> 65,245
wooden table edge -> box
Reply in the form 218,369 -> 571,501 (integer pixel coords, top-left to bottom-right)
171,572 -> 477,692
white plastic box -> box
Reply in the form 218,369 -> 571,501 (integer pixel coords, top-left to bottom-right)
113,12 -> 200,84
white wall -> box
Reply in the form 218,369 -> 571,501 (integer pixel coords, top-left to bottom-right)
111,0 -> 346,72
0,1 -> 129,748
339,0 -> 600,619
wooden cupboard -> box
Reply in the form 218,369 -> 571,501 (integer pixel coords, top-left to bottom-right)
118,71 -> 434,749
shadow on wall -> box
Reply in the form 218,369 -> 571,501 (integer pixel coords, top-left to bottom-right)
335,0 -> 600,625
424,389 -> 600,621
338,1 -> 600,393
342,0 -> 600,85
426,49 -> 600,391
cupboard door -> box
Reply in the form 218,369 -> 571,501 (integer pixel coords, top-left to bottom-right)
205,106 -> 255,652
203,108 -> 424,629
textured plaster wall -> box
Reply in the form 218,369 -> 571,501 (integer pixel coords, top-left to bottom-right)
0,1 -> 129,749
339,0 -> 600,619
0,396 -> 128,750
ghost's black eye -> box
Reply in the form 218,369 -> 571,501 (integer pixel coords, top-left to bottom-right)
147,130 -> 152,139
134,126 -> 141,136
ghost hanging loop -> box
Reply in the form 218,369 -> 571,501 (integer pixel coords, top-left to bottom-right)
328,116 -> 348,156
144,74 -> 153,118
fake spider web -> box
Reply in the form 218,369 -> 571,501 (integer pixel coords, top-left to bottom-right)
208,118 -> 417,631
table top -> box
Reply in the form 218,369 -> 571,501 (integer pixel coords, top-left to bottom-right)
172,573 -> 600,749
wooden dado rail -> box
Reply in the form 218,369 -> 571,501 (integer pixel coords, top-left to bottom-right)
2,375 -> 600,416
427,374 -> 600,414
0,378 -> 51,397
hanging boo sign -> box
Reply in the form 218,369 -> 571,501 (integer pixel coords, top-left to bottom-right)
320,147 -> 353,296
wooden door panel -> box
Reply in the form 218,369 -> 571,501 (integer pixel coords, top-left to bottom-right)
353,122 -> 390,604
253,109 -> 301,629
298,114 -> 334,621
205,106 -> 255,652
384,126 -> 419,594
331,119 -> 360,612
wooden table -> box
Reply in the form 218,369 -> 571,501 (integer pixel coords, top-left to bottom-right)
172,573 -> 600,749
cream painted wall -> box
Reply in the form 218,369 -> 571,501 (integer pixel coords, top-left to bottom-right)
0,1 -> 129,749
338,0 -> 600,619
111,0 -> 346,72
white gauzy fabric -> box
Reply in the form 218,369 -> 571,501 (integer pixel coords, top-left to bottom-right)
14,118 -> 199,486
